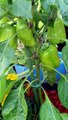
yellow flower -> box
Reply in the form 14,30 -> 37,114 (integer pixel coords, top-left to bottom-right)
6,73 -> 18,81
1,94 -> 8,107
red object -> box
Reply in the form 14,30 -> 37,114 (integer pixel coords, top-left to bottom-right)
46,90 -> 68,113
25,83 -> 68,113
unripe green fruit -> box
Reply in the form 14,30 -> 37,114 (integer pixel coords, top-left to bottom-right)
48,16 -> 66,44
40,45 -> 60,71
0,25 -> 17,49
16,20 -> 36,47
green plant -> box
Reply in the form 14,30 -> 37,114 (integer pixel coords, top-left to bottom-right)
0,0 -> 68,120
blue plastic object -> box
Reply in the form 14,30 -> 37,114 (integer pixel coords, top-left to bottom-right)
32,68 -> 43,81
56,52 -> 66,81
14,52 -> 67,82
55,60 -> 66,81
14,64 -> 44,81
58,52 -> 62,59
15,64 -> 29,74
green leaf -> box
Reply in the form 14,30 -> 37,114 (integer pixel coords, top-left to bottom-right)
0,76 -> 6,103
8,0 -> 32,19
40,0 -> 57,25
37,3 -> 57,26
47,5 -> 57,27
39,92 -> 63,120
40,0 -> 57,15
61,113 -> 68,120
58,75 -> 68,109
8,0 -> 12,4
0,7 -> 7,17
2,85 -> 28,120
62,43 -> 68,69
0,0 -> 8,4
0,41 -> 15,75
40,0 -> 68,26
0,0 -> 8,17
57,0 -> 68,26
5,81 -> 16,95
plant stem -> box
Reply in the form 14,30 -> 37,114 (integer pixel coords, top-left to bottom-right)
34,39 -> 43,105
36,64 -> 43,105
38,87 -> 43,105
25,47 -> 39,108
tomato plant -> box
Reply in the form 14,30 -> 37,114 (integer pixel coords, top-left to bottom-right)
0,0 -> 68,120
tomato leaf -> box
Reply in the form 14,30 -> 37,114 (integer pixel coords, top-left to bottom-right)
39,92 -> 63,120
8,0 -> 32,19
58,75 -> 68,109
2,84 -> 28,120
